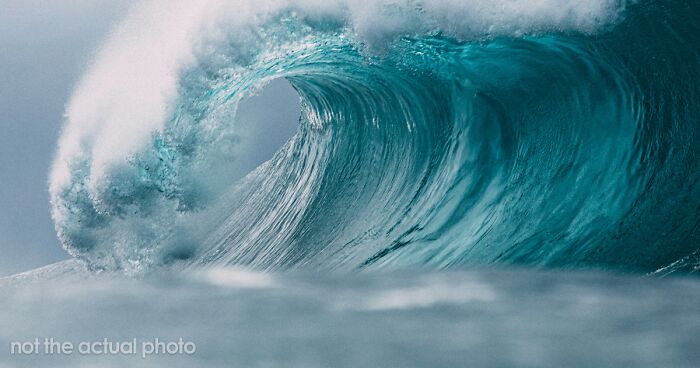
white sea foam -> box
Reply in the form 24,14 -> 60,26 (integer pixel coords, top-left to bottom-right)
201,267 -> 276,289
343,278 -> 497,311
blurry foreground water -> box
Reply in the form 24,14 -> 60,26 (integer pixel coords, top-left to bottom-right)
0,261 -> 698,367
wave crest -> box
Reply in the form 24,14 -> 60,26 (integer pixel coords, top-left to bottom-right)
50,0 -> 700,274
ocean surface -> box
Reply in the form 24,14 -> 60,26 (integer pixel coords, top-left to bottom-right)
1,261 -> 699,367
3,0 -> 700,366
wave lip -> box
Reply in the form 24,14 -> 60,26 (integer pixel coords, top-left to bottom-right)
50,0 -> 700,274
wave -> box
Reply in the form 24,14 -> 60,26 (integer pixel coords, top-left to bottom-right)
49,0 -> 700,274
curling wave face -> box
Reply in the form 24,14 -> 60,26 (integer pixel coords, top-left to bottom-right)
49,0 -> 700,274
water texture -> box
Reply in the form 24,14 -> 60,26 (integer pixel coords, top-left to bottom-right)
48,0 -> 700,275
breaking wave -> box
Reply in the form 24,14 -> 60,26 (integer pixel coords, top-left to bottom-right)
49,0 -> 700,274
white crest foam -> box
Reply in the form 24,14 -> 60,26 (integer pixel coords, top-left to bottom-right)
50,0 -> 625,212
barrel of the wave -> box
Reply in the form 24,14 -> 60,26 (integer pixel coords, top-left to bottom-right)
49,0 -> 700,275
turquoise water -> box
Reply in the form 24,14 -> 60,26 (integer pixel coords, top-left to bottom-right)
49,0 -> 700,275
6,1 -> 700,366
